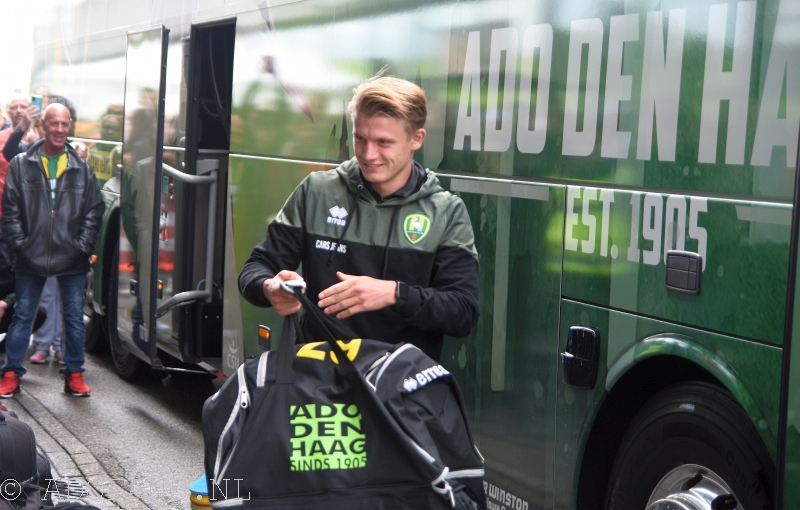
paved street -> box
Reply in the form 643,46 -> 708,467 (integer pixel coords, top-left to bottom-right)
2,346 -> 222,509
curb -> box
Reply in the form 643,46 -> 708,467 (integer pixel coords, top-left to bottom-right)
10,389 -> 151,509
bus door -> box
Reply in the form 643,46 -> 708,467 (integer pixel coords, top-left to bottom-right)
116,25 -> 169,368
170,19 -> 235,373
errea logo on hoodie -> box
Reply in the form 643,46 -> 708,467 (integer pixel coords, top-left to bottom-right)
327,206 -> 348,226
402,365 -> 450,393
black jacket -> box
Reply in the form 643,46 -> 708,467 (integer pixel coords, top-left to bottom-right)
239,158 -> 480,361
1,140 -> 104,276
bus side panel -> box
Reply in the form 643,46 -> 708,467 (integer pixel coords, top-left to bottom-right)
230,4 -> 338,161
223,156 -> 328,365
439,176 -> 564,510
783,240 -> 800,506
555,299 -> 782,507
229,0 -> 456,169
231,0 -> 797,202
561,187 -> 791,345
439,0 -> 795,200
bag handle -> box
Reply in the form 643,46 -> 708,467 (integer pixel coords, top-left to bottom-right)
275,282 -> 360,384
275,312 -> 300,383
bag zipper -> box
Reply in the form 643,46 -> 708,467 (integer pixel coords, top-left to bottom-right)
214,363 -> 250,479
373,344 -> 417,388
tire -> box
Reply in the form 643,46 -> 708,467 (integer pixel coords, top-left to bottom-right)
84,308 -> 108,353
107,240 -> 151,381
84,267 -> 108,353
606,382 -> 774,510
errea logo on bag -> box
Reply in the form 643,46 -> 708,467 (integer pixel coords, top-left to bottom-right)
402,365 -> 450,393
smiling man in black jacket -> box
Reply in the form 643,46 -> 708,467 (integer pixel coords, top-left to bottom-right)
239,76 -> 479,361
0,103 -> 104,398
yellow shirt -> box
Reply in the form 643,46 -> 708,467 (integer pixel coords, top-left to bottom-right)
40,148 -> 68,209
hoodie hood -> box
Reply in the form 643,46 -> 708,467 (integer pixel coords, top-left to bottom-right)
336,157 -> 443,206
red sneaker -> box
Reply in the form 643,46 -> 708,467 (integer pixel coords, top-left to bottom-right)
0,372 -> 20,398
64,372 -> 91,397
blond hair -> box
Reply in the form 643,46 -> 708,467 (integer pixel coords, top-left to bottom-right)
348,75 -> 427,134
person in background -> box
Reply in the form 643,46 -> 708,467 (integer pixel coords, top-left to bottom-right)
87,108 -> 123,189
27,278 -> 63,365
3,97 -> 42,162
0,103 -> 104,398
73,141 -> 88,160
0,96 -> 39,199
0,102 -> 10,131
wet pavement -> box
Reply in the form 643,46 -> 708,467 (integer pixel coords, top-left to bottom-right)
2,346 -> 222,509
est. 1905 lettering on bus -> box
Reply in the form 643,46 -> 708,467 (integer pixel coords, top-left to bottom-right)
564,188 -> 708,270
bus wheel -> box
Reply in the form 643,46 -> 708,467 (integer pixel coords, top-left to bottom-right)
606,382 -> 773,510
84,309 -> 108,353
107,241 -> 151,381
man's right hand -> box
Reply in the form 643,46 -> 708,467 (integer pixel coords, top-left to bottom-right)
262,270 -> 304,316
18,105 -> 40,132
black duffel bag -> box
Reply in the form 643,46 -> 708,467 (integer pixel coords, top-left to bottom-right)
0,410 -> 41,510
202,283 -> 485,509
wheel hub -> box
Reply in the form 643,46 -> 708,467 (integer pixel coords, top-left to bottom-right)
647,464 -> 741,510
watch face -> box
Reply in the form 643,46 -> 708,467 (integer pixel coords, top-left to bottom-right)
396,282 -> 408,303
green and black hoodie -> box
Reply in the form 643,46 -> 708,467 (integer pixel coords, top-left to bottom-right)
239,157 -> 480,361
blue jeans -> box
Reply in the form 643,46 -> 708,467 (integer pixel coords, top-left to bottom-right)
2,272 -> 86,376
32,276 -> 62,352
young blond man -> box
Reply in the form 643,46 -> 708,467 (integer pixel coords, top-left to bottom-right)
239,75 -> 479,361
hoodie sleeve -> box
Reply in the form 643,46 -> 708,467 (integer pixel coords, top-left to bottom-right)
393,196 -> 480,338
238,179 -> 307,307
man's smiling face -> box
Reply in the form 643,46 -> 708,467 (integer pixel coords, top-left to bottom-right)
353,114 -> 425,199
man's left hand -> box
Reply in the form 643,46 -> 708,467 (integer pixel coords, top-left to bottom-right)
318,272 -> 396,319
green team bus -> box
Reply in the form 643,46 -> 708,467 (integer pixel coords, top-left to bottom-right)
28,0 -> 800,507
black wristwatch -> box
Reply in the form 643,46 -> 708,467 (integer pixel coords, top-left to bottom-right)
395,281 -> 409,306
